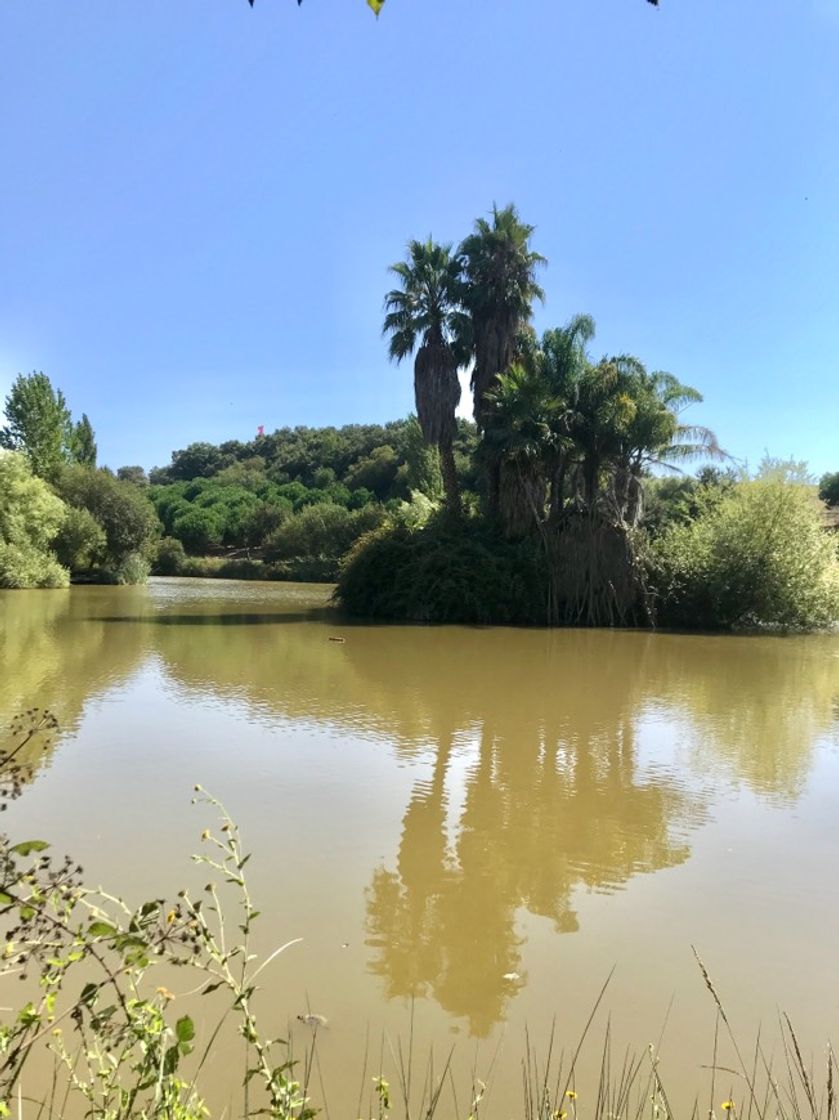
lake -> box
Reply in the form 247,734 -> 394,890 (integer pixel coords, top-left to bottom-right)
2,578 -> 838,1117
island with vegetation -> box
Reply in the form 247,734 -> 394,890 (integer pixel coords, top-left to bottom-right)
2,206 -> 838,631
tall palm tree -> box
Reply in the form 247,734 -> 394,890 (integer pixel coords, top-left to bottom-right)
481,362 -> 561,537
572,356 -> 643,509
611,369 -> 725,525
539,314 -> 596,516
458,204 -> 546,430
383,239 -> 471,513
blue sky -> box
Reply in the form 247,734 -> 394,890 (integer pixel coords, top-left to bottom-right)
1,0 -> 837,475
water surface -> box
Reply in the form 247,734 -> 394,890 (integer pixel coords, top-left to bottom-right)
2,580 -> 838,1115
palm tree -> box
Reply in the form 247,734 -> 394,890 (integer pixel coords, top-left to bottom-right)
611,369 -> 725,525
572,356 -> 642,510
459,205 -> 546,430
383,239 -> 471,513
481,363 -> 561,537
538,314 -> 596,516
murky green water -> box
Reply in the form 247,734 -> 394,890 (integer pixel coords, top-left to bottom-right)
2,580 -> 838,1115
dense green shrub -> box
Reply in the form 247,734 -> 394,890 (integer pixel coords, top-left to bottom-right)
263,503 -> 385,564
52,506 -> 107,571
0,542 -> 69,588
243,500 -> 293,546
152,536 -> 188,575
335,515 -> 547,624
111,551 -> 151,585
819,471 -> 839,507
0,452 -> 70,588
171,506 -> 225,554
344,444 -> 403,499
652,478 -> 839,630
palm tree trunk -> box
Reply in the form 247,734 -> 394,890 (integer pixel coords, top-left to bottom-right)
438,435 -> 461,515
549,459 -> 568,519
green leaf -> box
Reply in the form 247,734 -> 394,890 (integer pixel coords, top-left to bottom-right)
0,892 -> 12,906
201,981 -> 224,996
11,840 -> 50,857
79,982 -> 99,1005
367,0 -> 385,14
88,921 -> 117,938
17,1003 -> 39,1027
176,1016 -> 195,1044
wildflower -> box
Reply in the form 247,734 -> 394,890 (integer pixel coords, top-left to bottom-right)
51,1027 -> 62,1036
552,1110 -> 568,1119
156,986 -> 176,1001
166,909 -> 177,924
721,1103 -> 734,1113
201,829 -> 210,841
566,1091 -> 578,1101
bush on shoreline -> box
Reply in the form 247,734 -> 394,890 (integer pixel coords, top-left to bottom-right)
652,477 -> 839,630
0,453 -> 70,589
336,515 -> 549,624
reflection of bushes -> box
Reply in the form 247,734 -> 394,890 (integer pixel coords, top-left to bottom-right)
0,591 -> 147,742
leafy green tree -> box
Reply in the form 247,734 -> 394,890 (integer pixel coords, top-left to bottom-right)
117,465 -> 149,486
755,456 -> 813,485
169,442 -> 225,481
383,238 -> 470,513
172,506 -> 225,554
345,445 -> 403,500
152,536 -> 188,575
458,205 -> 545,430
54,465 -> 160,570
0,372 -> 73,480
0,452 -> 69,588
819,471 -> 839,507
52,506 -> 107,571
71,413 -> 97,468
243,500 -> 293,547
263,503 -> 384,564
401,416 -> 443,500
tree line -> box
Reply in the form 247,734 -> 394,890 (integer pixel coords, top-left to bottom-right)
2,208 -> 838,628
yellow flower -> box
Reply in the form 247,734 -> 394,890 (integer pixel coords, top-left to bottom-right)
721,1103 -> 734,1112
156,986 -> 176,1001
201,829 -> 210,841
566,1091 -> 578,1101
552,1110 -> 568,1119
